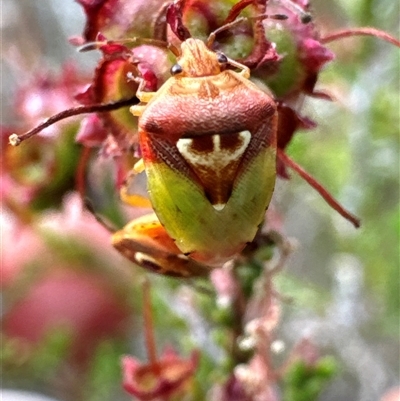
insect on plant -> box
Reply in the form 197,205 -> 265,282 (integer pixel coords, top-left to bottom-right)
111,20 -> 287,277
8,0 -> 400,278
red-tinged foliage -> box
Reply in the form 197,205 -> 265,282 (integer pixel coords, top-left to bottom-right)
77,0 -> 168,42
83,55 -> 139,140
122,348 -> 199,400
166,0 -> 192,42
73,31 -> 169,151
75,113 -> 108,146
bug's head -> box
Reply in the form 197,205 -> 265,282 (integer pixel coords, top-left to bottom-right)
170,38 -> 227,78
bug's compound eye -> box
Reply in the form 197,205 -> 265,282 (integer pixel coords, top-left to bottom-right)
217,53 -> 228,64
170,63 -> 183,75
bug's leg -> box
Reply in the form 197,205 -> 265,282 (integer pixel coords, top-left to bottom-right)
119,159 -> 153,208
130,104 -> 147,117
112,213 -> 210,277
133,158 -> 145,173
130,78 -> 157,116
226,58 -> 251,79
120,185 -> 152,208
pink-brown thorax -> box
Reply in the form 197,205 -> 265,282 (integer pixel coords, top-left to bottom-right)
178,39 -> 222,77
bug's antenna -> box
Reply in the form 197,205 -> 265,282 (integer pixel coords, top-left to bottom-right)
278,0 -> 312,24
207,13 -> 288,48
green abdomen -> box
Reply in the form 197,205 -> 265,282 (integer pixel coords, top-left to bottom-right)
145,146 -> 276,266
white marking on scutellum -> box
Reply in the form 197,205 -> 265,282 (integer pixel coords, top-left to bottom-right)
177,130 -> 251,210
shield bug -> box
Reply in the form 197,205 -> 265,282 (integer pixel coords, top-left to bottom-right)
112,35 -> 279,276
